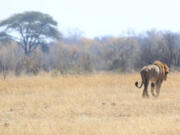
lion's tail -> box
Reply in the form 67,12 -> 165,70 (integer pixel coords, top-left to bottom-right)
135,81 -> 143,88
135,70 -> 146,89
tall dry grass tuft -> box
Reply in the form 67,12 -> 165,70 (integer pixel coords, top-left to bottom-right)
0,73 -> 180,135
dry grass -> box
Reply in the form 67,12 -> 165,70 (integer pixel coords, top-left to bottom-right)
0,73 -> 180,135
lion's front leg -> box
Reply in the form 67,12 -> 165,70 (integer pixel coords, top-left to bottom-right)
155,80 -> 163,97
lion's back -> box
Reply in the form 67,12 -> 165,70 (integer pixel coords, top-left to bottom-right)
140,65 -> 160,81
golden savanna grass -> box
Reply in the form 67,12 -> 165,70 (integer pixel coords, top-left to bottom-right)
0,73 -> 180,135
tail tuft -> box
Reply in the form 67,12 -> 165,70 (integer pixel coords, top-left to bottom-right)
135,81 -> 143,88
135,82 -> 138,87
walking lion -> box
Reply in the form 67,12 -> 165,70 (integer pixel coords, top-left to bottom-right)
135,60 -> 169,98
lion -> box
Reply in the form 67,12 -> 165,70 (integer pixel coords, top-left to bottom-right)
135,60 -> 169,98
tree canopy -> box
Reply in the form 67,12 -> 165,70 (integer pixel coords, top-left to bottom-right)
0,11 -> 61,55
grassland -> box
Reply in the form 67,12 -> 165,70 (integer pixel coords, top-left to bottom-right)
0,73 -> 180,135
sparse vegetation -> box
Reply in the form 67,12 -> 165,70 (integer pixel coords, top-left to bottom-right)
0,30 -> 180,77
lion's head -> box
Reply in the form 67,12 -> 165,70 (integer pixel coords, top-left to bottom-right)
153,60 -> 169,80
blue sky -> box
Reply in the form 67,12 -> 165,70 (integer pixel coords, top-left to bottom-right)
1,0 -> 180,38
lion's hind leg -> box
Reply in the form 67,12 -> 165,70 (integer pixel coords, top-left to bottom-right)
142,79 -> 149,98
151,82 -> 156,97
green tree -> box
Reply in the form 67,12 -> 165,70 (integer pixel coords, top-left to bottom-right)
0,11 -> 61,55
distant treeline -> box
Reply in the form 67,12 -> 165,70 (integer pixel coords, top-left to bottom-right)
0,30 -> 180,77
